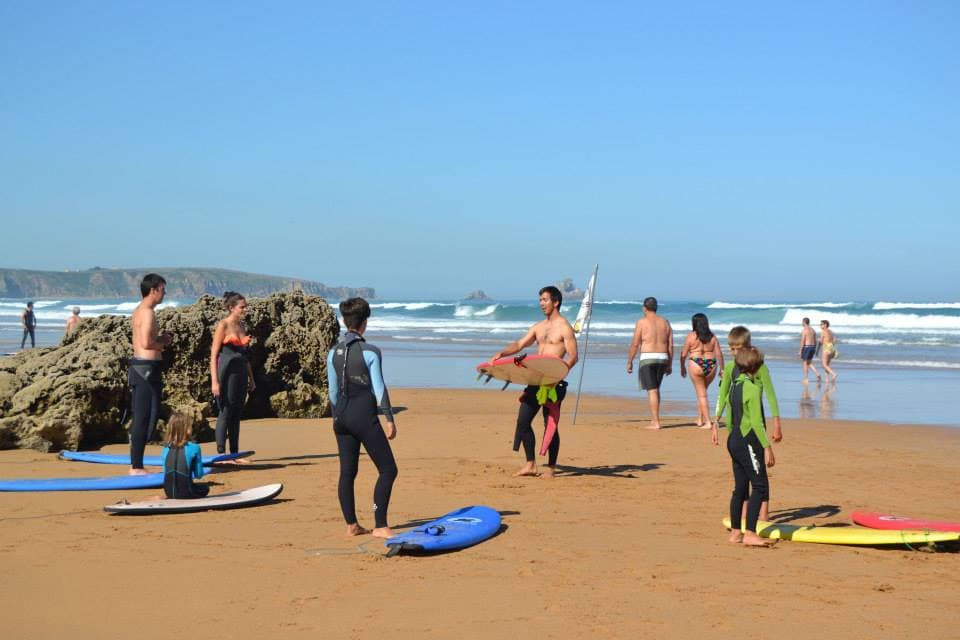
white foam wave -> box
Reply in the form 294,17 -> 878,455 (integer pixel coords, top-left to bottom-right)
709,301 -> 854,309
371,302 -> 454,311
454,304 -> 499,318
873,302 -> 960,310
839,359 -> 960,370
780,308 -> 960,331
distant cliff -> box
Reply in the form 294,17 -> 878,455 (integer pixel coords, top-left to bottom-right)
0,267 -> 374,300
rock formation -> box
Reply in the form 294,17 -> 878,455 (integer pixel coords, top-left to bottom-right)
463,290 -> 491,301
0,291 -> 339,452
557,278 -> 585,301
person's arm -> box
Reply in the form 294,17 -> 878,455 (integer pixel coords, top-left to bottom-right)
562,324 -> 578,370
746,385 -> 771,449
491,325 -> 537,363
326,348 -> 338,407
665,322 -> 674,375
365,347 -> 396,439
210,321 -> 225,397
758,363 -> 782,442
713,362 -> 733,423
626,320 -> 643,374
21,311 -> 27,329
679,335 -> 690,378
713,337 -> 724,376
246,362 -> 255,392
188,442 -> 204,480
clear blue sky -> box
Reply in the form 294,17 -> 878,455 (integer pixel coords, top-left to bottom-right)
1,1 -> 956,300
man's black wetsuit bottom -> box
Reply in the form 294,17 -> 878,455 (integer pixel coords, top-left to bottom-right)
216,359 -> 248,454
128,359 -> 162,470
334,394 -> 397,529
727,427 -> 769,533
514,381 -> 567,467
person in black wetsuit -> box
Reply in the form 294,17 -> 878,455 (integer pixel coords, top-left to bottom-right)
128,273 -> 173,475
20,302 -> 37,349
210,291 -> 255,455
326,298 -> 398,538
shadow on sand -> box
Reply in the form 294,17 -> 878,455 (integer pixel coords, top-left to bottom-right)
552,463 -> 664,478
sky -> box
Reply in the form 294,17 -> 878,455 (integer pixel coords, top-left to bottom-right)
1,1 -> 957,301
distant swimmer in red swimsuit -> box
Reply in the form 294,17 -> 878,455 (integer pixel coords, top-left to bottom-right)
680,313 -> 724,428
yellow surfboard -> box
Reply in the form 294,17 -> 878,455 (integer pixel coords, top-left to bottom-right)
722,517 -> 960,546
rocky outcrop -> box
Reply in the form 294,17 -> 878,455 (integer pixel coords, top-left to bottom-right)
557,278 -> 584,301
0,291 -> 339,452
463,290 -> 491,301
0,267 -> 374,300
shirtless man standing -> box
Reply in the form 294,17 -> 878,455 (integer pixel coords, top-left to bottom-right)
128,274 -> 173,475
626,297 -> 673,429
491,286 -> 578,477
798,317 -> 820,383
65,307 -> 82,334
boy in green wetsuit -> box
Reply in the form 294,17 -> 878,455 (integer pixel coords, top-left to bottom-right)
713,326 -> 781,521
711,346 -> 775,547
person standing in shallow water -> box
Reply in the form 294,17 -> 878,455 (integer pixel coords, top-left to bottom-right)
798,317 -> 820,383
20,302 -> 37,349
210,292 -> 255,456
327,298 -> 398,539
129,274 -> 173,475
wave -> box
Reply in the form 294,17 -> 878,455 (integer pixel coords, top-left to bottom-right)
780,308 -> 960,332
838,359 -> 960,370
370,302 -> 455,311
873,302 -> 960,310
453,304 -> 499,318
709,301 -> 855,310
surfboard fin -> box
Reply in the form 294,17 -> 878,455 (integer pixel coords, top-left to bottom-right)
500,380 -> 510,391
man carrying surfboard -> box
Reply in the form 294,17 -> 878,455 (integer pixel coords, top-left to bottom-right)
490,286 -> 578,477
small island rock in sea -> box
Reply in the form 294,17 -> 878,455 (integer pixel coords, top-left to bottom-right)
463,290 -> 491,301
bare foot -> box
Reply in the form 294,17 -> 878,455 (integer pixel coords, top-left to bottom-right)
232,457 -> 251,465
644,423 -> 662,430
128,468 -> 150,476
346,523 -> 370,537
741,531 -> 775,547
541,465 -> 555,478
728,531 -> 744,544
515,462 -> 538,477
698,423 -> 712,429
372,527 -> 395,539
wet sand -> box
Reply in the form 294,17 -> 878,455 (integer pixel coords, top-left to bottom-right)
2,388 -> 959,639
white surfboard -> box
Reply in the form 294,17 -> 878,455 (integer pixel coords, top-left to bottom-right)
104,483 -> 283,515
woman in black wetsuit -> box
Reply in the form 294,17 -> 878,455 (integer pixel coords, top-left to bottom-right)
210,291 -> 255,455
326,298 -> 398,538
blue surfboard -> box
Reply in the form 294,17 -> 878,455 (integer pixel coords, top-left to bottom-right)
58,450 -> 254,467
0,472 -> 164,492
385,505 -> 502,555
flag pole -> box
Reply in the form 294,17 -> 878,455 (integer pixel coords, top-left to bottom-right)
571,264 -> 598,425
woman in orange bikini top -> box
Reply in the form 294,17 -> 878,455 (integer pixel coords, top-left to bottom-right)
210,292 -> 256,455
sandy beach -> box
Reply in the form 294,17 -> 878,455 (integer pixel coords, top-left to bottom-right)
3,388 -> 959,639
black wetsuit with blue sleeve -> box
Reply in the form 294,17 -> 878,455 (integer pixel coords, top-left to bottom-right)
327,331 -> 397,529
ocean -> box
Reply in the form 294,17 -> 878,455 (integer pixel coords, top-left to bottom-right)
3,297 -> 959,426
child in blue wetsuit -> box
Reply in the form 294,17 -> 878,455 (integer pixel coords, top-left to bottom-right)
161,412 -> 210,499
711,346 -> 775,547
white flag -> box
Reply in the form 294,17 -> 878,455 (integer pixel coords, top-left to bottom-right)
572,266 -> 598,336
